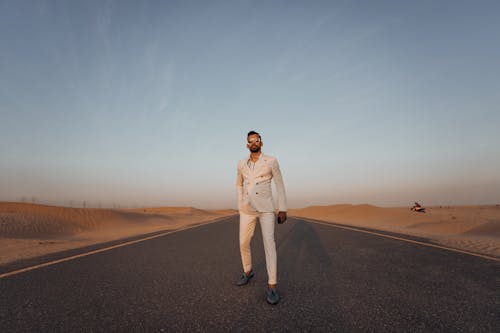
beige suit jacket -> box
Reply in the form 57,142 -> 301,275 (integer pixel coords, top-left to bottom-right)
236,153 -> 287,214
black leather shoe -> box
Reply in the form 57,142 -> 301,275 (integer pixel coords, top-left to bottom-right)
266,287 -> 280,305
236,270 -> 254,286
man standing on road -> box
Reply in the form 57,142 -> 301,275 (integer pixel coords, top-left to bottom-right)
236,130 -> 287,305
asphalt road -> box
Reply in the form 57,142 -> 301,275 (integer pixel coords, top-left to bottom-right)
1,216 -> 499,332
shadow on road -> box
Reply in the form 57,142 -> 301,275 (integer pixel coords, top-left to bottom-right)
277,218 -> 335,282
226,219 -> 345,331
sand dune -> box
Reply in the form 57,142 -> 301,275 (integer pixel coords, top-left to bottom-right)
0,202 -> 236,265
0,203 -> 175,239
2,202 -> 498,266
290,204 -> 500,258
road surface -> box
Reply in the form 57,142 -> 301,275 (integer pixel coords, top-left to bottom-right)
1,216 -> 499,332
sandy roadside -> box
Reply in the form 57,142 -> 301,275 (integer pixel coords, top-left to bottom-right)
290,204 -> 500,259
0,202 -> 236,265
2,202 -> 499,266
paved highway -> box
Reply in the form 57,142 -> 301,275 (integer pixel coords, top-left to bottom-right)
1,216 -> 498,332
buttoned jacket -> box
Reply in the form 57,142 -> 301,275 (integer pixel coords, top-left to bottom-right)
236,153 -> 287,213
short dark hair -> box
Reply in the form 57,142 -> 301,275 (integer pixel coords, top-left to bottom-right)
247,130 -> 261,140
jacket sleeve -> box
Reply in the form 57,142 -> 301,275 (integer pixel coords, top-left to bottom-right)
271,158 -> 287,212
236,161 -> 244,210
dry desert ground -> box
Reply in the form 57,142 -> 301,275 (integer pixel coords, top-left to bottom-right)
290,204 -> 500,258
0,202 -> 236,265
1,202 -> 499,265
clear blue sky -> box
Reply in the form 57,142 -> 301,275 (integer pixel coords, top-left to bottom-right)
1,0 -> 499,208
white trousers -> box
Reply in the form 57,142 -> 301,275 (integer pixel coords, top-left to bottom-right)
239,211 -> 277,285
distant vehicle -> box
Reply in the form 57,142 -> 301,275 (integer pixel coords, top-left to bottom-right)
411,202 -> 426,213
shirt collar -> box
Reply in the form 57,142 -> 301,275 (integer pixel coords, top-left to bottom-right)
247,152 -> 264,165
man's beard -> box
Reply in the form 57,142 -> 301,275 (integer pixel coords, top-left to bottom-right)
249,146 -> 261,153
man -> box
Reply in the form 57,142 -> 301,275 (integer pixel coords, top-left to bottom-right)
236,130 -> 287,305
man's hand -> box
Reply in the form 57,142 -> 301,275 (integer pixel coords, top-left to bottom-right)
278,211 -> 287,224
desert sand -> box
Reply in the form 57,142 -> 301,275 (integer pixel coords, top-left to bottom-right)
2,202 -> 499,266
0,202 -> 236,265
290,204 -> 500,258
